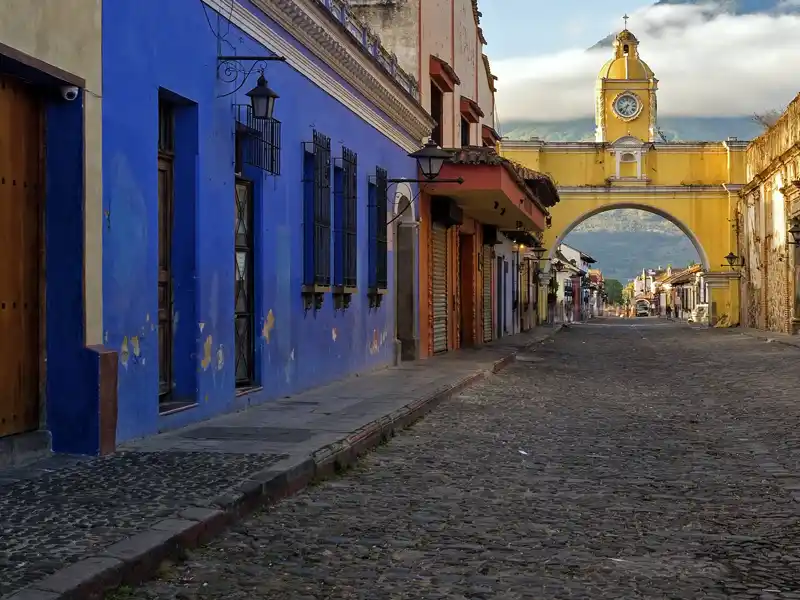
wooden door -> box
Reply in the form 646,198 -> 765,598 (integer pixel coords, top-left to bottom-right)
157,100 -> 175,407
0,75 -> 42,437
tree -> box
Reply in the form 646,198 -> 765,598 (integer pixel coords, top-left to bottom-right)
752,108 -> 784,131
604,278 -> 624,305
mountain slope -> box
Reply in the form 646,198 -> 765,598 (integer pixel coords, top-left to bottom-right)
560,209 -> 700,281
563,230 -> 699,282
502,116 -> 762,143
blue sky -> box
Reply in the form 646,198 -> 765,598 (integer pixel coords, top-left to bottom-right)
479,0 -> 654,59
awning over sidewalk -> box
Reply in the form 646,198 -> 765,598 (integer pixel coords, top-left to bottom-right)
424,146 -> 559,232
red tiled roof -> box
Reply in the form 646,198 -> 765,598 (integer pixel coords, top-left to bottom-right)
445,146 -> 561,212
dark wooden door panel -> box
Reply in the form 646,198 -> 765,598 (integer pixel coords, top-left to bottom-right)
0,75 -> 41,437
157,157 -> 173,400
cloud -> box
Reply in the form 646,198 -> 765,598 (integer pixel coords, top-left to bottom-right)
492,3 -> 800,122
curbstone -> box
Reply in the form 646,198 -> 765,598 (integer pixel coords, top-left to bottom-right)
27,557 -> 123,599
9,326 -> 564,600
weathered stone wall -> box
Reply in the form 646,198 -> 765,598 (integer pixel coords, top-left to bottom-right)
739,92 -> 800,333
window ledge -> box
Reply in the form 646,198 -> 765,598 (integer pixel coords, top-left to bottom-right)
158,400 -> 198,417
236,385 -> 263,397
301,284 -> 328,311
302,284 -> 331,294
333,285 -> 358,295
367,287 -> 387,309
332,285 -> 357,310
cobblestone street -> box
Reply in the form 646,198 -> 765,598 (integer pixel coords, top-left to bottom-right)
108,320 -> 800,600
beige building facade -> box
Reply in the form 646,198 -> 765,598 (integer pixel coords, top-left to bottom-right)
0,1 -> 113,462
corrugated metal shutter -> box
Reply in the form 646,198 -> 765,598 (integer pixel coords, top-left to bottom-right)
482,247 -> 493,342
432,223 -> 448,353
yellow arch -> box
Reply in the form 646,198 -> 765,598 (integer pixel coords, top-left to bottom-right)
550,202 -> 709,270
533,190 -> 741,326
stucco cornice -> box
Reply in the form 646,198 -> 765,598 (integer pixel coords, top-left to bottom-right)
206,0 -> 434,150
501,140 -> 730,153
260,0 -> 433,139
558,185 -> 729,195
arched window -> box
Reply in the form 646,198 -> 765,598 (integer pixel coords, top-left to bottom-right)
620,152 -> 636,163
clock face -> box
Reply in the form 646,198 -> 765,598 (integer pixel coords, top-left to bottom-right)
614,93 -> 640,119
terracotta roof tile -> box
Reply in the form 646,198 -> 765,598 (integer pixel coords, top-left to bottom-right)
445,146 -> 561,210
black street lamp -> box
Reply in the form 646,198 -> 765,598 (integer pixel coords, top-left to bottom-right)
532,246 -> 548,261
245,74 -> 279,119
789,222 -> 800,246
723,252 -> 745,268
388,139 -> 463,185
552,260 -> 565,272
408,138 -> 454,181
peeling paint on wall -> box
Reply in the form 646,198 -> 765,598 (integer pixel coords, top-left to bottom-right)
262,309 -> 275,343
201,335 -> 213,370
199,322 -> 205,333
131,335 -> 141,357
369,328 -> 379,355
120,336 -> 130,368
331,327 -> 337,342
216,344 -> 224,371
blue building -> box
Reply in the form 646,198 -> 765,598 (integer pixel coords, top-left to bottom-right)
101,0 -> 433,443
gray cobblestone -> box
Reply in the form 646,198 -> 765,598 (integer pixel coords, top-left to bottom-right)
115,320 -> 800,599
0,451 -> 284,595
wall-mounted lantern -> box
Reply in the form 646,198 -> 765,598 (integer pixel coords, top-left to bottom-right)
406,139 -> 460,182
723,252 -> 745,269
245,74 -> 279,120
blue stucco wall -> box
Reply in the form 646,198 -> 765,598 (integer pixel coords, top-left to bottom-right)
102,0 -> 418,442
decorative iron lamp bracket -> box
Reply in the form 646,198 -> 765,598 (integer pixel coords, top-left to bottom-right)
217,55 -> 286,99
387,177 -> 464,184
788,221 -> 800,246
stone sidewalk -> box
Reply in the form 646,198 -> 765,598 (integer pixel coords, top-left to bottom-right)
726,326 -> 800,350
0,326 -> 560,600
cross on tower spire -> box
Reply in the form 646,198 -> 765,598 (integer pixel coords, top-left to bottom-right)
623,13 -> 629,29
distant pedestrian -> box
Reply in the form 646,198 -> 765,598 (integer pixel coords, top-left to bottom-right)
666,305 -> 672,320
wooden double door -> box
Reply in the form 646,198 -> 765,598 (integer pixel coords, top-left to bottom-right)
0,75 -> 42,437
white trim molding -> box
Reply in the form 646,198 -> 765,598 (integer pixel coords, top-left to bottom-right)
501,139 -> 736,153
558,185 -> 731,195
204,0 -> 434,151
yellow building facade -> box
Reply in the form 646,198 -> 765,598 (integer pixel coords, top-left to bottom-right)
500,28 -> 747,325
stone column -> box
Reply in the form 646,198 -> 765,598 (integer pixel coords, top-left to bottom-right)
782,181 -> 800,334
705,271 -> 740,327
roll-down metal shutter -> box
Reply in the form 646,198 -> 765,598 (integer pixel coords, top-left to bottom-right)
482,247 -> 493,342
432,223 -> 448,353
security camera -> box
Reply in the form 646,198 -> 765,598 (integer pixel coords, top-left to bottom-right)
60,86 -> 79,102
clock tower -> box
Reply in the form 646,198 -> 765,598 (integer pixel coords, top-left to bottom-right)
595,21 -> 658,143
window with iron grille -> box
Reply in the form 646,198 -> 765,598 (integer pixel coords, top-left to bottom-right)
234,178 -> 256,388
303,131 -> 332,287
334,147 -> 358,290
234,104 -> 281,175
368,166 -> 389,290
